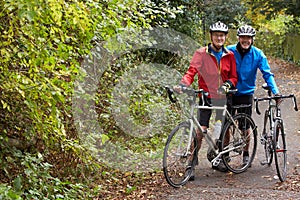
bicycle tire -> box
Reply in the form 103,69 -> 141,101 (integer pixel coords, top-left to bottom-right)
163,121 -> 198,187
273,120 -> 287,182
220,113 -> 257,173
262,111 -> 273,166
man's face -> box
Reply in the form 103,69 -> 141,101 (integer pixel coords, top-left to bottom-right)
211,32 -> 226,49
238,35 -> 253,49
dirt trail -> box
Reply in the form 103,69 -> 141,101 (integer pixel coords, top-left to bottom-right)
160,58 -> 300,200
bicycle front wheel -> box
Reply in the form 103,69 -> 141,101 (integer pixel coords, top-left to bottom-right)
163,121 -> 198,188
220,113 -> 257,173
273,120 -> 287,182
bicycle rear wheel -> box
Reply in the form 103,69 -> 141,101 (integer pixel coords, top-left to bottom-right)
220,113 -> 257,173
273,120 -> 287,182
163,121 -> 198,188
262,111 -> 273,166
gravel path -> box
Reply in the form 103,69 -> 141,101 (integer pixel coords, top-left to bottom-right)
159,58 -> 300,199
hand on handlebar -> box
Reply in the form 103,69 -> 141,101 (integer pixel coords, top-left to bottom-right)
173,85 -> 183,94
217,82 -> 231,94
174,84 -> 188,94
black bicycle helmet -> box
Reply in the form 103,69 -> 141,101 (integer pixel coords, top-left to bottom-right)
237,25 -> 256,36
209,21 -> 228,34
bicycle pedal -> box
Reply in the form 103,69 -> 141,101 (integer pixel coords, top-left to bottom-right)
260,138 -> 266,145
260,160 -> 268,166
212,158 -> 221,166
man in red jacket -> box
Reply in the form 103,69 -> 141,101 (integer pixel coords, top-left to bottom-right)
174,21 -> 237,180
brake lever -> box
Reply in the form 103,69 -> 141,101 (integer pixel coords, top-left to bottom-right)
254,98 -> 261,115
165,86 -> 177,103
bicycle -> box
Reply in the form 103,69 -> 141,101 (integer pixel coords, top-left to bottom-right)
163,86 -> 257,188
254,83 -> 298,182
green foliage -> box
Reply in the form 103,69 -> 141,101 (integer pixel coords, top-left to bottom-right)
0,0 -> 96,151
158,0 -> 203,40
157,0 -> 248,43
249,0 -> 300,19
0,183 -> 22,200
0,151 -> 101,199
244,0 -> 300,34
1,0 -> 299,198
0,0 -> 169,152
204,0 -> 248,28
255,14 -> 300,63
0,0 -> 181,198
255,14 -> 290,56
96,51 -> 184,153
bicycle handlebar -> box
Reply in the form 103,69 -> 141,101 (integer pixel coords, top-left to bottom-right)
165,86 -> 203,103
165,86 -> 238,103
254,94 -> 298,115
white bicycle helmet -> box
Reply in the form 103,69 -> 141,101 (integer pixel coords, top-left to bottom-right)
237,25 -> 256,36
209,21 -> 228,34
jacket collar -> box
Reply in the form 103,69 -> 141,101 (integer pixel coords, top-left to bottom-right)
207,43 -> 229,55
237,42 -> 252,58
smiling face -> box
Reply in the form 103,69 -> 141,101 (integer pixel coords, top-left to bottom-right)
210,31 -> 226,50
238,35 -> 253,50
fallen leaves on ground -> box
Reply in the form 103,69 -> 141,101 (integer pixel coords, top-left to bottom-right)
97,58 -> 300,199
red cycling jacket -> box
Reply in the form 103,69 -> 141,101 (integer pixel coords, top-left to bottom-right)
180,45 -> 237,99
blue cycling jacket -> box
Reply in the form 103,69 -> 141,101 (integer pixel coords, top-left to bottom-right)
227,44 -> 279,96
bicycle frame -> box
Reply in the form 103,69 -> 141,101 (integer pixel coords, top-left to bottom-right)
167,86 -> 248,166
163,86 -> 257,187
255,91 -> 298,148
254,84 -> 298,181
195,105 -> 246,166
263,97 -> 278,145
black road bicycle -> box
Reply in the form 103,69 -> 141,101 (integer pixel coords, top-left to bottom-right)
254,83 -> 298,182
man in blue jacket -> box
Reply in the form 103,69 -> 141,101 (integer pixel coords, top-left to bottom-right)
227,24 -> 281,165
